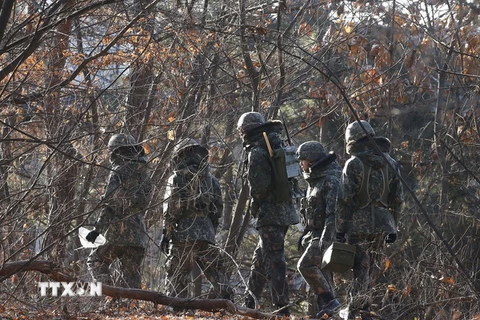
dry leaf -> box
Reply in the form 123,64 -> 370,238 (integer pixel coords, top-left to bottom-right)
439,276 -> 455,285
384,258 -> 391,271
167,130 -> 175,141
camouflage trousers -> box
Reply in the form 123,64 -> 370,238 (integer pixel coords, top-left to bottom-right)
87,244 -> 145,288
348,233 -> 385,310
166,240 -> 233,300
297,238 -> 335,303
246,225 -> 289,310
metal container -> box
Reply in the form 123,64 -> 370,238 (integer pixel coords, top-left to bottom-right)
321,242 -> 356,273
283,145 -> 302,178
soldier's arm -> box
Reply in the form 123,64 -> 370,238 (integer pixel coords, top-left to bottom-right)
388,160 -> 404,225
94,172 -> 120,233
94,207 -> 115,234
336,159 -> 362,233
323,176 -> 339,242
208,176 -> 223,231
247,149 -> 271,201
162,174 -> 180,238
102,171 -> 120,201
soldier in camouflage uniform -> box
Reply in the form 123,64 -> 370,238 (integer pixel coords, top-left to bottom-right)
86,133 -> 152,288
296,141 -> 341,318
336,120 -> 404,318
238,112 -> 299,316
162,139 -> 232,300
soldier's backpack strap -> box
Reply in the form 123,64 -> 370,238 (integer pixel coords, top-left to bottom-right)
357,158 -> 390,209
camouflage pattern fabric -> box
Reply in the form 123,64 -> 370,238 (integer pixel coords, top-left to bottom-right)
95,152 -> 151,247
87,146 -> 152,288
165,240 -> 232,299
336,136 -> 403,236
297,158 -> 341,300
87,244 -> 145,288
163,150 -> 231,299
245,225 -> 290,309
163,164 -> 222,244
347,234 -> 385,310
237,111 -> 266,132
242,120 -> 299,313
336,135 -> 404,311
243,122 -> 299,227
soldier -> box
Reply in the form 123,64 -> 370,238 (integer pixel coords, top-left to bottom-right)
296,141 -> 341,318
162,138 -> 232,300
86,133 -> 152,288
237,112 -> 299,316
336,120 -> 404,319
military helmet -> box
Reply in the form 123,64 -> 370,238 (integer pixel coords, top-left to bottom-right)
345,120 -> 375,143
296,141 -> 327,163
173,138 -> 208,159
107,133 -> 139,152
237,112 -> 265,132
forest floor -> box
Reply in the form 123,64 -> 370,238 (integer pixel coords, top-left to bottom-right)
0,299 -> 357,320
0,299 -> 314,320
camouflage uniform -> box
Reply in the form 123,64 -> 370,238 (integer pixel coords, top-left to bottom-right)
87,134 -> 152,288
336,121 -> 404,312
238,112 -> 300,315
296,141 -> 341,317
163,139 -> 232,300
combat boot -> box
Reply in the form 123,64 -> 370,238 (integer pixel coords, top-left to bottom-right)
316,298 -> 340,318
245,294 -> 255,309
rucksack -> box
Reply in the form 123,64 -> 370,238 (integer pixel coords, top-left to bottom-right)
114,162 -> 150,212
262,133 -> 301,202
355,158 -> 389,209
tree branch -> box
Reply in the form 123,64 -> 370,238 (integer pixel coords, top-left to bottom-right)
0,0 -> 15,44
0,260 -> 280,319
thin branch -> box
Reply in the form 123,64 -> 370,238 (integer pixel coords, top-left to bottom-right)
0,260 -> 283,319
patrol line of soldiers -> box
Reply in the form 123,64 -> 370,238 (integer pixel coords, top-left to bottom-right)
83,111 -> 403,320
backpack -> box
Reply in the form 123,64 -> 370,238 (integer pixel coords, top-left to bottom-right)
356,158 -> 389,209
262,133 -> 301,202
114,162 -> 150,212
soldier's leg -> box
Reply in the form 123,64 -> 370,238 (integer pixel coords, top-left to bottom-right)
118,246 -> 146,288
297,239 -> 337,314
245,238 -> 267,309
166,243 -> 195,298
197,242 -> 234,300
368,234 -> 386,286
349,235 -> 371,311
87,245 -> 115,285
259,225 -> 290,314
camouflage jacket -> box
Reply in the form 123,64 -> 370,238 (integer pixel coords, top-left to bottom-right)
163,166 -> 223,244
337,137 -> 403,236
244,122 -> 299,228
96,154 -> 152,248
300,159 -> 341,244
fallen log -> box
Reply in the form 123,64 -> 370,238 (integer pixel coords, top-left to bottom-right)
0,260 -> 277,319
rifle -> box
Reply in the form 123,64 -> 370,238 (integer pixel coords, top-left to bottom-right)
279,109 -> 292,146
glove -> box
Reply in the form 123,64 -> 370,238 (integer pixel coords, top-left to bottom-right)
86,230 -> 100,243
335,232 -> 346,243
385,233 -> 397,243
